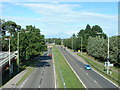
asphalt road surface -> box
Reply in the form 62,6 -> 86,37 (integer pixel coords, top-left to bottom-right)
19,47 -> 55,88
58,46 -> 118,89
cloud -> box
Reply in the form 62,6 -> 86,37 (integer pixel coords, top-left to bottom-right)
1,2 -> 118,38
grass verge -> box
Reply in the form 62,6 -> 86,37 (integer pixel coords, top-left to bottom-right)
77,53 -> 119,86
53,47 -> 84,88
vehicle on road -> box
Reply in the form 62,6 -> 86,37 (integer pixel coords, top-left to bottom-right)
40,61 -> 50,67
49,54 -> 52,57
85,64 -> 91,70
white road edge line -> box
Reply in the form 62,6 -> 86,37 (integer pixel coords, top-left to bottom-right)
67,48 -> 119,88
52,50 -> 57,89
92,68 -> 119,87
20,73 -> 31,88
59,48 -> 87,89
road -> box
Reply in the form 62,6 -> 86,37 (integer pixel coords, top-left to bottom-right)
58,46 -> 118,89
19,47 -> 55,88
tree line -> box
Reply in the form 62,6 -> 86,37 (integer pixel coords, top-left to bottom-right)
46,24 -> 119,67
0,19 -> 47,62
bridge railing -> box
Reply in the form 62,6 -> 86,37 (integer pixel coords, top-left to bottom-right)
0,51 -> 17,67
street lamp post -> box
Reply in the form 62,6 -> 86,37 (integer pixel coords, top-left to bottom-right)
72,37 -> 73,51
5,37 -> 11,77
97,33 -> 110,74
5,37 -> 11,76
8,38 -> 11,76
80,37 -> 82,55
107,35 -> 110,74
17,31 -> 29,72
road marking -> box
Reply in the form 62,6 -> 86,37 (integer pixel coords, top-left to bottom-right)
66,47 -> 119,88
81,68 -> 82,69
94,80 -> 97,83
59,48 -> 87,89
86,73 -> 88,75
19,70 -> 32,88
92,68 -> 119,87
20,84 -> 23,88
39,85 -> 41,88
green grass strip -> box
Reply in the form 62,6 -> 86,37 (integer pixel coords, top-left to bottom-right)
53,47 -> 84,88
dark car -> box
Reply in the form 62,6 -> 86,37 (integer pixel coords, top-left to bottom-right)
40,62 -> 50,67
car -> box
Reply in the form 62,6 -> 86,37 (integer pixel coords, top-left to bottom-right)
45,62 -> 50,66
40,62 -> 50,67
49,54 -> 52,57
85,64 -> 91,70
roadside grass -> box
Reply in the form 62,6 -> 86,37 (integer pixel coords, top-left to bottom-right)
77,53 -> 119,86
53,47 -> 84,88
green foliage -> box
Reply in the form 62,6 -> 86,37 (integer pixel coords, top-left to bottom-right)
64,24 -> 107,52
1,19 -> 47,63
19,25 -> 47,61
46,38 -> 62,45
87,36 -> 119,66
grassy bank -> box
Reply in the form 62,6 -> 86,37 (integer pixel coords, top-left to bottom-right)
77,53 -> 119,86
53,47 -> 84,88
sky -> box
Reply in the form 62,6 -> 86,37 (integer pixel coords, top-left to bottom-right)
0,0 -> 119,38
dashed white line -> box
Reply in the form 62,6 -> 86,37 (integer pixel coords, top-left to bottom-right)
59,48 -> 87,89
86,73 -> 88,75
92,68 -> 119,87
94,80 -> 98,83
20,74 -> 31,88
39,85 -> 41,88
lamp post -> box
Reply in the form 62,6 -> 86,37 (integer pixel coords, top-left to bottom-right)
97,33 -> 110,74
106,35 -> 110,74
72,37 -> 73,51
80,37 -> 82,55
17,31 -> 29,72
5,37 -> 11,77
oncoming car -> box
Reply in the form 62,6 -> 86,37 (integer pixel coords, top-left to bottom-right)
85,64 -> 91,70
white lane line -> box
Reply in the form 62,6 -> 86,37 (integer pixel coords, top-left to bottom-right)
52,51 -> 57,88
68,48 -> 119,88
86,73 -> 88,75
39,85 -> 41,88
20,84 -> 23,88
20,73 -> 31,88
59,48 -> 87,89
81,68 -> 82,69
92,68 -> 119,87
94,80 -> 98,83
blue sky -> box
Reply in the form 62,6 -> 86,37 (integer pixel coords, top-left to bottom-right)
1,1 -> 118,38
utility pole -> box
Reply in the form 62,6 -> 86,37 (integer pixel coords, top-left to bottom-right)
72,37 -> 73,51
9,38 -> 11,77
107,36 -> 110,74
17,31 -> 29,72
80,37 -> 82,55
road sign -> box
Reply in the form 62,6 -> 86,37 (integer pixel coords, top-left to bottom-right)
105,62 -> 113,67
109,64 -> 113,67
78,50 -> 80,52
